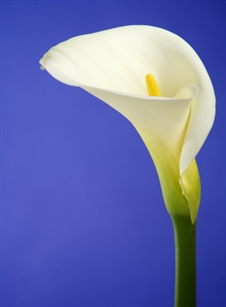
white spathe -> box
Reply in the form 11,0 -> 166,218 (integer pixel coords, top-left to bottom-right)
40,25 -> 215,223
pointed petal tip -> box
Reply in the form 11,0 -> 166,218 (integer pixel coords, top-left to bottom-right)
39,56 -> 45,70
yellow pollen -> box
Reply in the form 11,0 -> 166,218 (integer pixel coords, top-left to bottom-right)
145,74 -> 161,96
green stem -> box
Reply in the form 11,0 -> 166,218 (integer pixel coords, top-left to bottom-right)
172,215 -> 196,307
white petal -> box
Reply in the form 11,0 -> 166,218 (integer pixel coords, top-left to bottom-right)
40,25 -> 215,178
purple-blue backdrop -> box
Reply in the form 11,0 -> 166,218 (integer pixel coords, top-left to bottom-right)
2,1 -> 226,307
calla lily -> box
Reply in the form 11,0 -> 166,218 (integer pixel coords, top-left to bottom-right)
39,25 -> 215,223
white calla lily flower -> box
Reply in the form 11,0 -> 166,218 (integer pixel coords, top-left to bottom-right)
40,25 -> 215,223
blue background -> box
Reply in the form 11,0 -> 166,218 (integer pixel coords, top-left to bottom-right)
1,1 -> 225,306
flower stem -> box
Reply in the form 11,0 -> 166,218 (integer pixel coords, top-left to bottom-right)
172,215 -> 196,307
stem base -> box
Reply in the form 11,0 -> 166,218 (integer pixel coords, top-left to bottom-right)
172,215 -> 196,307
